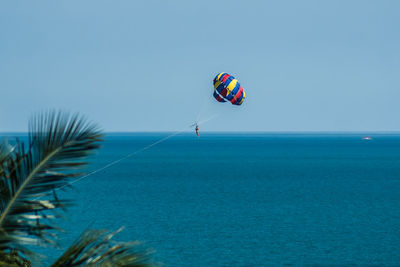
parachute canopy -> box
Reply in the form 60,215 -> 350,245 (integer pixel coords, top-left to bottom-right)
213,72 -> 246,105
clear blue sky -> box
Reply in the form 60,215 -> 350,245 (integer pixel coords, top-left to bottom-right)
1,0 -> 399,132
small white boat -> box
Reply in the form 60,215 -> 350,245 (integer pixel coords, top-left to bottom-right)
362,136 -> 372,140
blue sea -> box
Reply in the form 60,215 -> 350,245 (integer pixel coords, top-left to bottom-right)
9,133 -> 400,265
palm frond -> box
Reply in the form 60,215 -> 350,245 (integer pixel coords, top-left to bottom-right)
0,139 -> 15,163
0,249 -> 31,267
51,228 -> 153,267
0,111 -> 103,256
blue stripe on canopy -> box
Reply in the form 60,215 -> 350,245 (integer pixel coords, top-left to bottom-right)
216,83 -> 225,95
230,81 -> 240,97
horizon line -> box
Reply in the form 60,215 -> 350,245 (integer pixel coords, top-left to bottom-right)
2,131 -> 400,135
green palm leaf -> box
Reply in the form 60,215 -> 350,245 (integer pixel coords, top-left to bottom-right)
51,228 -> 153,267
0,111 -> 103,256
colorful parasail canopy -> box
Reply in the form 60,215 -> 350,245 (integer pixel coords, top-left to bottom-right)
213,72 -> 246,105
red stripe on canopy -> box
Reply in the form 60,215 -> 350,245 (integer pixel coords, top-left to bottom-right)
221,74 -> 230,84
215,94 -> 224,102
230,86 -> 243,104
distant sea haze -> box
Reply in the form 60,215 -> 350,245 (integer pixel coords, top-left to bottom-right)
8,133 -> 400,266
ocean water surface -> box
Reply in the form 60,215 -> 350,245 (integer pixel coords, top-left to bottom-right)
6,133 -> 400,265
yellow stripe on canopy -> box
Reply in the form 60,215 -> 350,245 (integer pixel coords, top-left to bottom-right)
214,80 -> 221,90
226,79 -> 238,94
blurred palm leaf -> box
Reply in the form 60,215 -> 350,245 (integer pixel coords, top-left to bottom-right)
0,250 -> 31,266
51,228 -> 153,267
0,111 -> 103,256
